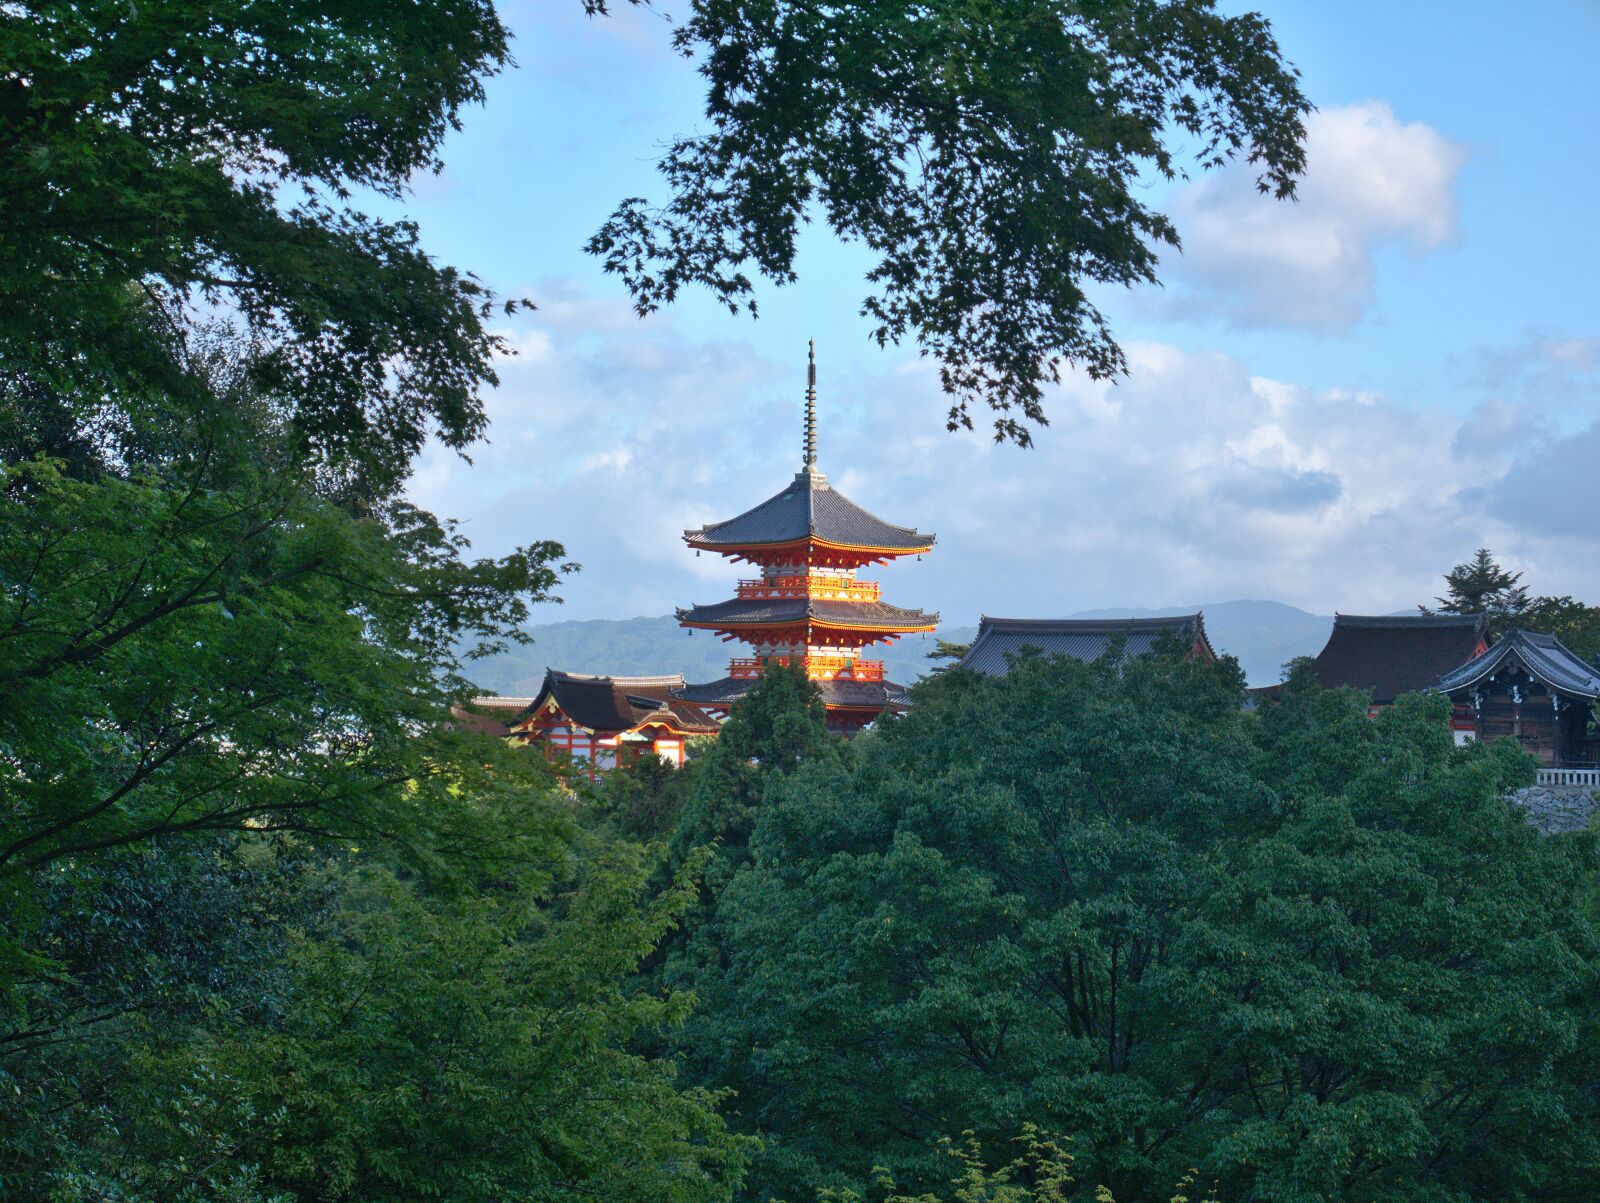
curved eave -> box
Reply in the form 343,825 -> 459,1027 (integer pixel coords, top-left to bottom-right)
677,615 -> 939,635
683,533 -> 936,559
635,716 -> 718,736
1437,637 -> 1600,700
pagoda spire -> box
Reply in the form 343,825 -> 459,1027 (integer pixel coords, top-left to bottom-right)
803,338 -> 817,468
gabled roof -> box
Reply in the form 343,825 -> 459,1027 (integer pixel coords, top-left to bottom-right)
684,467 -> 934,554
516,671 -> 720,736
1437,628 -> 1600,700
958,613 -> 1214,676
677,596 -> 938,632
1312,613 -> 1487,704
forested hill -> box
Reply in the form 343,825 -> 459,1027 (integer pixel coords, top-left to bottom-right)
464,600 -> 1334,695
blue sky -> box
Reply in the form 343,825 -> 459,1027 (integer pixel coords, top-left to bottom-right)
390,0 -> 1600,627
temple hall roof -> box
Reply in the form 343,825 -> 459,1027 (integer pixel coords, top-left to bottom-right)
684,467 -> 934,554
1310,613 -> 1488,704
958,614 -> 1214,676
517,671 -> 721,736
677,596 -> 938,632
1436,628 -> 1600,700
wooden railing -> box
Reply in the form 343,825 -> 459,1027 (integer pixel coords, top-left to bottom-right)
1536,768 -> 1600,787
729,655 -> 885,681
736,576 -> 880,602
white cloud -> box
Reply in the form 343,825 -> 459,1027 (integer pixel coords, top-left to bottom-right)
1165,101 -> 1468,329
408,285 -> 1600,641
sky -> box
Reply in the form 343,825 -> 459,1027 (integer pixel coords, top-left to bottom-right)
392,0 -> 1600,628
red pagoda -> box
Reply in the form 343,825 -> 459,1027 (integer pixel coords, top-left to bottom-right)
673,344 -> 937,732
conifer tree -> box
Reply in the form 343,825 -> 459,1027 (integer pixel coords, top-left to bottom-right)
1431,547 -> 1530,626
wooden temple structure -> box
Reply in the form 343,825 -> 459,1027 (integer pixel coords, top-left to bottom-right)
672,344 -> 937,732
1248,613 -> 1490,715
505,670 -> 720,778
958,613 -> 1215,675
1437,629 -> 1600,767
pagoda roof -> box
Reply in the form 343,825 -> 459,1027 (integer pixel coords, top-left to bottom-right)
676,596 -> 938,632
516,670 -> 721,736
959,613 -> 1214,676
1437,628 -> 1600,700
684,467 -> 934,555
1311,612 -> 1488,704
673,675 -> 914,710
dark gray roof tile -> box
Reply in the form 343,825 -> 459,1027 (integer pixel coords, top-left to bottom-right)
1437,628 -> 1600,699
1313,613 -> 1487,703
959,614 -> 1212,676
677,597 -> 937,631
685,468 -> 934,552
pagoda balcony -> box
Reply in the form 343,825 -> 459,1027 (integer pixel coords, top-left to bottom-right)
728,655 -> 885,681
735,576 -> 881,602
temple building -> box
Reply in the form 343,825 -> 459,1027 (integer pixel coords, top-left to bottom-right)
1436,629 -> 1600,766
958,614 -> 1216,675
507,670 -> 720,777
1250,613 -> 1489,714
673,345 -> 937,732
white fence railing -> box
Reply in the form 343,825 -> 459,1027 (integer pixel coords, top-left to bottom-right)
1536,768 -> 1600,788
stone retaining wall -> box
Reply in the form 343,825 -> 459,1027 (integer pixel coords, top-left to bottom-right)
1511,785 -> 1600,834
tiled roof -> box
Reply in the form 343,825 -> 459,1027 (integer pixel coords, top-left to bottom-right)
958,614 -> 1213,676
1313,612 -> 1487,703
672,676 -> 913,710
1436,628 -> 1600,700
684,467 -> 934,553
517,671 -> 720,735
677,596 -> 938,631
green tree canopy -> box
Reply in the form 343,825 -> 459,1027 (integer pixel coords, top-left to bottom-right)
591,0 -> 1309,444
1,0 -> 534,495
2,787 -> 754,1201
1428,548 -> 1530,628
678,650 -> 1600,1201
1425,550 -> 1600,652
1520,594 -> 1600,661
0,347 -> 566,889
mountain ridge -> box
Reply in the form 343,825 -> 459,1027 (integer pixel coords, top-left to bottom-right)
464,599 -> 1335,694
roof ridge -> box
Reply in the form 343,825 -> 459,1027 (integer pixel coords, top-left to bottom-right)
979,614 -> 1199,629
1334,612 -> 1485,626
683,469 -> 934,552
548,669 -> 686,687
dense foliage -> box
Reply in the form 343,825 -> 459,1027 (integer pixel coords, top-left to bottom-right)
9,5 -> 1598,1202
2,790 -> 753,1200
1425,548 -> 1600,651
655,650 -> 1600,1201
590,0 -> 1310,443
1,0 -> 527,496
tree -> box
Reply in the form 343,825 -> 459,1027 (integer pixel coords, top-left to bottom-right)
7,1 -> 1310,475
2,0 -> 529,496
2,796 -> 754,1201
590,0 -> 1309,444
925,638 -> 974,675
1518,595 -> 1600,662
667,660 -> 840,881
682,649 -> 1600,1201
1428,548 -> 1530,629
0,353 -> 566,888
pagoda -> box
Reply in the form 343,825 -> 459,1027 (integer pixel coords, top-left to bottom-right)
673,344 -> 937,732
